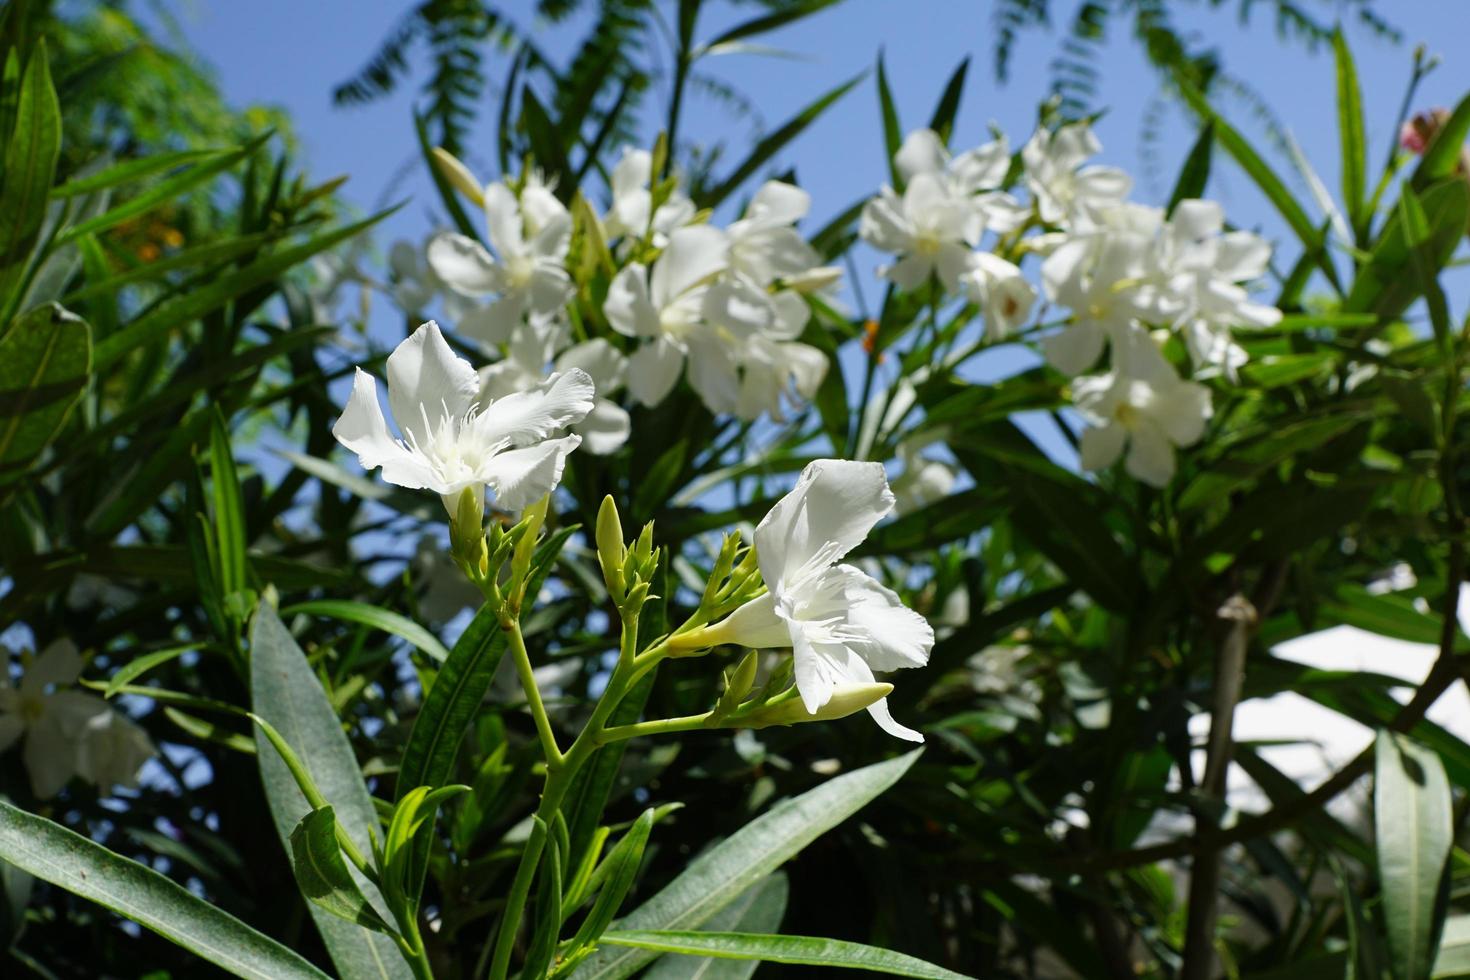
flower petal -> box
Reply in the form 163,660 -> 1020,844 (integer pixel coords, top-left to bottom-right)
1079,422 -> 1126,472
483,183 -> 525,258
754,459 -> 894,588
626,337 -> 685,407
835,565 -> 934,672
556,339 -> 627,392
604,265 -> 661,338
475,369 -> 596,448
426,233 -> 502,294
574,399 -> 631,455
333,369 -> 420,478
483,434 -> 582,512
27,640 -> 84,691
387,322 -> 482,446
713,592 -> 792,649
1125,425 -> 1176,487
894,128 -> 948,182
651,224 -> 728,305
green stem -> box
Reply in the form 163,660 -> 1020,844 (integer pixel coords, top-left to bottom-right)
505,618 -> 563,768
598,711 -> 711,744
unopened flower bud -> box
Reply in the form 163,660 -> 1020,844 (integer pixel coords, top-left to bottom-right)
596,495 -> 626,602
431,147 -> 486,208
448,486 -> 488,575
510,494 -> 551,584
739,683 -> 893,729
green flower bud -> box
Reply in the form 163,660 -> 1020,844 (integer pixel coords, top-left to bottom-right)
596,495 -> 626,602
449,486 -> 488,577
738,683 -> 893,730
431,147 -> 485,208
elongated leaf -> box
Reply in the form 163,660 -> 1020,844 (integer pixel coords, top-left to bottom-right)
290,806 -> 394,934
1434,914 -> 1470,978
876,53 -> 903,188
0,40 -> 60,283
566,809 -> 655,958
50,148 -> 220,198
284,599 -> 450,664
56,137 -> 268,245
570,749 -> 921,980
601,931 -> 968,980
1345,179 -> 1468,319
926,58 -> 969,145
0,302 -> 89,475
0,799 -> 328,980
209,410 -> 247,599
250,602 -> 413,980
1167,121 -> 1213,216
105,643 -> 202,697
1376,730 -> 1453,980
94,208 -> 393,371
642,874 -> 789,980
703,73 -> 863,205
1412,94 -> 1470,191
396,601 -> 506,800
61,231 -> 279,305
1333,30 -> 1366,231
697,0 -> 844,54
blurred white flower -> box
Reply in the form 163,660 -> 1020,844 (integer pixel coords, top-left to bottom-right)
426,176 -> 575,344
891,440 -> 956,514
0,641 -> 154,799
1022,122 -> 1132,230
726,181 -> 839,289
702,460 -> 934,742
960,252 -> 1036,340
860,173 -> 976,292
1074,328 -> 1212,486
333,321 -> 594,517
602,147 -> 696,246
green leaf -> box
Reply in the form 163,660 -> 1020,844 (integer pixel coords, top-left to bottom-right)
1376,730 -> 1453,980
290,806 -> 395,934
0,302 -> 89,475
93,208 -> 394,372
565,809 -> 655,961
250,601 -> 413,980
0,40 -> 60,295
1433,914 -> 1470,978
600,931 -> 969,979
702,73 -> 864,206
1345,179 -> 1469,320
1412,94 -> 1470,191
522,89 -> 574,190
1333,30 -> 1366,232
1240,352 -> 1336,389
875,52 -> 903,189
104,643 -> 203,697
208,409 -> 247,600
49,148 -> 220,198
569,750 -> 922,980
925,58 -> 969,145
283,599 -> 450,664
1166,121 -> 1213,216
55,135 -> 269,245
0,799 -> 329,980
696,0 -> 845,54
642,874 -> 789,980
523,819 -> 565,980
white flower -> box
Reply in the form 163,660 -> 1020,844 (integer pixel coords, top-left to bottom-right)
0,641 -> 153,799
333,321 -> 595,517
481,323 -> 632,455
700,460 -> 934,742
1022,122 -> 1132,231
891,440 -> 957,514
895,127 -> 1026,236
602,147 -> 696,246
1161,200 -> 1281,377
1074,328 -> 1212,487
860,173 -> 976,292
604,224 -> 729,407
695,280 -> 828,420
960,252 -> 1037,339
726,181 -> 838,289
425,177 -> 575,344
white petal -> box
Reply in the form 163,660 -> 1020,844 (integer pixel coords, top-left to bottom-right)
895,128 -> 948,182
604,265 -> 661,338
387,322 -> 482,445
483,183 -> 525,258
1157,381 -> 1212,447
483,434 -> 582,512
754,459 -> 894,588
768,290 -> 811,340
883,253 -> 933,291
24,713 -> 79,799
713,592 -> 793,649
459,294 -> 527,345
651,225 -> 728,306
527,263 -> 574,317
685,330 -> 742,415
574,399 -> 631,455
474,369 -> 596,447
1079,422 -> 1126,472
626,338 -> 685,407
747,181 -> 810,224
522,184 -> 572,259
1125,426 -> 1176,487
835,566 -> 934,672
782,342 -> 828,400
426,233 -> 502,294
791,629 -> 849,713
1170,199 -> 1224,242
859,190 -> 913,255
951,137 -> 1010,191
333,369 -> 421,479
838,653 -> 924,742
1042,323 -> 1105,376
556,339 -> 627,391
1216,231 -> 1273,281
28,640 -> 83,690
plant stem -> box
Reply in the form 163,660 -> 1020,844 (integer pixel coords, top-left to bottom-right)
505,617 -> 563,768
598,711 -> 711,744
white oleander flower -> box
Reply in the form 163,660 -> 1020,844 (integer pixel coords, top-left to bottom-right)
1074,328 -> 1212,487
0,641 -> 154,799
333,321 -> 594,518
895,127 -> 1026,237
1022,122 -> 1132,230
891,440 -> 957,514
602,147 -> 697,246
726,181 -> 840,289
693,278 -> 828,421
1161,200 -> 1282,377
697,460 -> 934,742
960,252 -> 1037,339
480,322 -> 632,455
860,172 -> 977,292
426,175 -> 575,344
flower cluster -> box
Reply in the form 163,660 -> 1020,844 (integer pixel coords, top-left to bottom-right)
0,641 -> 154,799
861,121 -> 1281,485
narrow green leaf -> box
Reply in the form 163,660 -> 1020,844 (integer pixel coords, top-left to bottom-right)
56,135 -> 269,245
1433,914 -> 1470,978
703,73 -> 864,206
0,39 -> 60,279
250,601 -> 413,980
522,89 -> 574,190
414,112 -> 480,241
104,643 -> 203,697
926,58 -> 969,145
696,0 -> 845,54
1412,94 -> 1470,191
641,874 -> 789,980
0,799 -> 329,980
524,820 -> 565,980
569,750 -> 922,980
290,806 -> 395,934
284,599 -> 450,664
1333,30 -> 1366,231
94,208 -> 394,372
567,809 -> 655,957
60,231 -> 279,305
50,148 -> 220,198
1166,121 -> 1213,216
0,302 -> 89,474
209,409 -> 247,598
600,930 -> 969,980
1345,178 -> 1468,319
876,52 -> 903,189
1376,730 -> 1453,980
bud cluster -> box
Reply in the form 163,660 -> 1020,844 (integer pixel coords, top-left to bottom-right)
595,495 -> 661,617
